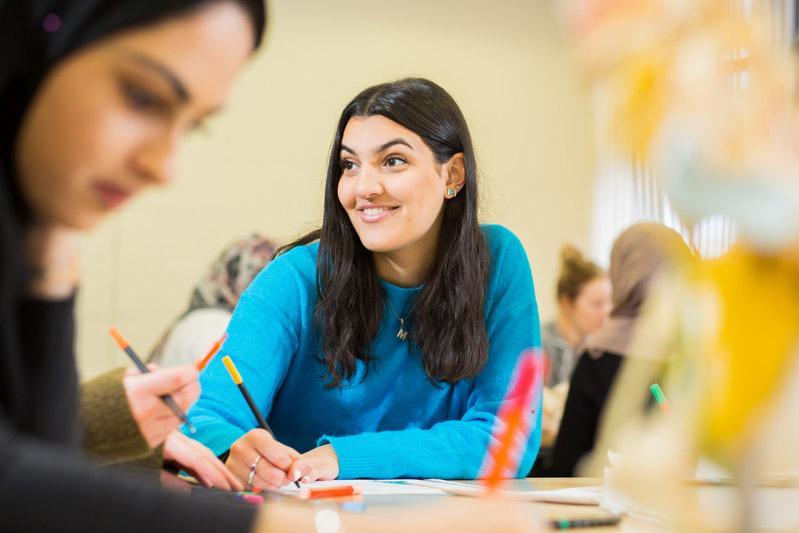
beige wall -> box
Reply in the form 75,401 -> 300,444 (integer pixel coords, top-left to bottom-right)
76,0 -> 595,379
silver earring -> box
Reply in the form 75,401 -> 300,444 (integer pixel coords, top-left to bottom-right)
447,187 -> 456,197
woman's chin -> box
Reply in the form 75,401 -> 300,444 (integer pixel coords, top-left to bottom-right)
54,206 -> 107,231
358,240 -> 395,254
355,234 -> 402,254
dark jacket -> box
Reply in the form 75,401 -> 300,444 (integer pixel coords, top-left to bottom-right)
549,350 -> 623,477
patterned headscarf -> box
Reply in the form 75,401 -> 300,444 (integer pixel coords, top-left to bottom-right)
188,233 -> 276,312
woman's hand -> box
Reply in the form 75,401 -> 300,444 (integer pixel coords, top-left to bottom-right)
24,224 -> 80,299
162,430 -> 242,491
288,444 -> 339,483
226,429 -> 301,489
123,364 -> 200,448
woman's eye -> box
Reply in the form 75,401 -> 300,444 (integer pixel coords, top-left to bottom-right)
121,81 -> 168,114
384,155 -> 407,167
340,160 -> 358,172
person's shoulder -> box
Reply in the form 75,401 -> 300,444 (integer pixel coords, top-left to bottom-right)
481,224 -> 537,317
247,241 -> 319,296
480,224 -> 529,270
270,240 -> 319,271
481,224 -> 522,250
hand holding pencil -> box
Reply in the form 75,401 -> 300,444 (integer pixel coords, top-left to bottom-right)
225,428 -> 303,490
121,365 -> 200,448
222,355 -> 304,490
111,327 -> 201,447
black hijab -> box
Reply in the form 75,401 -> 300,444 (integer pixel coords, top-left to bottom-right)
0,0 -> 266,442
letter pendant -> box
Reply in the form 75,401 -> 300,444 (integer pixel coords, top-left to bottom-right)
396,318 -> 408,341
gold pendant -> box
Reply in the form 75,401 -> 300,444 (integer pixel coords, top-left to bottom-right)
397,319 -> 408,341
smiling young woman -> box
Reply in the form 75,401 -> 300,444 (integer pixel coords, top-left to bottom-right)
186,78 -> 543,490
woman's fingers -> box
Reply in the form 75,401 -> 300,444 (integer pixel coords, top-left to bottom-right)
123,366 -> 201,447
252,458 -> 288,489
132,365 -> 198,396
251,433 -> 299,471
288,458 -> 315,483
170,379 -> 201,412
162,431 -> 241,491
288,444 -> 339,482
198,440 -> 243,491
227,429 -> 299,489
188,445 -> 231,490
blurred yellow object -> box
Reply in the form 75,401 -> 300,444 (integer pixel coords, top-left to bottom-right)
697,247 -> 799,464
565,0 -> 791,159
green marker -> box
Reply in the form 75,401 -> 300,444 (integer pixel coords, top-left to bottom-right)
649,383 -> 671,414
551,516 -> 621,529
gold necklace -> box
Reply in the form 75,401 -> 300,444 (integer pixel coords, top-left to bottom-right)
385,299 -> 409,341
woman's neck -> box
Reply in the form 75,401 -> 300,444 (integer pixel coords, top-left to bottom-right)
374,250 -> 432,287
556,313 -> 585,349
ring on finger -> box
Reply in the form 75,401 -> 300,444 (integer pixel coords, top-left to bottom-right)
247,454 -> 262,490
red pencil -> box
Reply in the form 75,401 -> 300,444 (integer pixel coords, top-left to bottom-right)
299,485 -> 357,500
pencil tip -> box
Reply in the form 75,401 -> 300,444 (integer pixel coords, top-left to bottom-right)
108,327 -> 128,349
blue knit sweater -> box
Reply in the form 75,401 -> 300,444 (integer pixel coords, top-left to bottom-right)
186,224 -> 542,479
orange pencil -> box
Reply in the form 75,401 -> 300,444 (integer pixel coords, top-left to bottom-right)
299,485 -> 357,500
109,326 -> 197,433
481,349 -> 541,492
195,333 -> 227,371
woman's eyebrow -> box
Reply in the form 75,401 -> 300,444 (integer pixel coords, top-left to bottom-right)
376,138 -> 414,152
120,51 -> 190,104
340,138 -> 414,156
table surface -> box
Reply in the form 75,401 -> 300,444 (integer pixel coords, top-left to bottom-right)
270,477 -> 621,532
168,472 -> 799,532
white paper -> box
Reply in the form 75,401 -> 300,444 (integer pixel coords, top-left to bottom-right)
403,479 -> 602,505
278,479 -> 603,505
279,479 -> 447,496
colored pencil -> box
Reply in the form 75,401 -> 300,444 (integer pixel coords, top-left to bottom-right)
550,516 -> 621,529
649,383 -> 671,414
109,327 -> 197,434
482,349 -> 541,492
221,355 -> 300,488
299,485 -> 357,500
195,332 -> 227,371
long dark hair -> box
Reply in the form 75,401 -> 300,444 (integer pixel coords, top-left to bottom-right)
279,78 -> 490,388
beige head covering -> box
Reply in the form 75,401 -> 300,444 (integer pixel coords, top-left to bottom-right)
583,223 -> 688,357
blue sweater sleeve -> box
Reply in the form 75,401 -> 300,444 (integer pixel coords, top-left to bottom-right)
319,229 -> 543,479
184,255 -> 305,456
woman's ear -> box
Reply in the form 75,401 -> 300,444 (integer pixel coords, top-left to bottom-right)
559,294 -> 574,313
444,153 -> 466,199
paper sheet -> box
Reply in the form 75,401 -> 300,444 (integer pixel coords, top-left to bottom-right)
403,479 -> 602,505
279,479 -> 602,505
278,479 -> 447,496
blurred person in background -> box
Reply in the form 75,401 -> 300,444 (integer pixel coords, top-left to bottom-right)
149,233 -> 276,367
550,223 -> 688,476
531,244 -> 610,475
